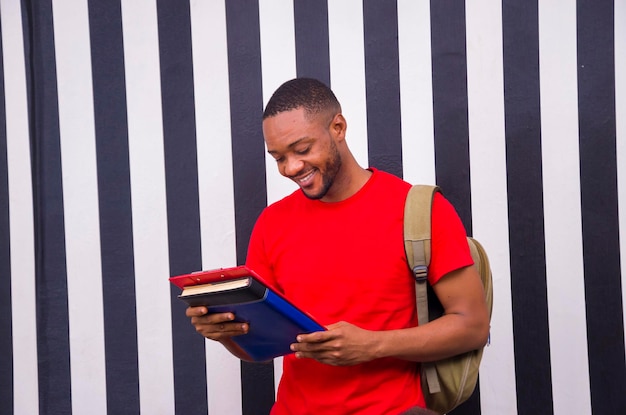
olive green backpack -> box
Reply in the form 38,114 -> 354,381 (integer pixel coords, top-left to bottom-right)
403,185 -> 493,415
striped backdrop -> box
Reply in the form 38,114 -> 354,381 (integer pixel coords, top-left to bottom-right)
1,0 -> 625,414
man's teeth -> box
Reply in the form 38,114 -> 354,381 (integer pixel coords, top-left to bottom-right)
298,171 -> 314,183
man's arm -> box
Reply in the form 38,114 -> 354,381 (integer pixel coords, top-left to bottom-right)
377,263 -> 489,361
290,264 -> 489,366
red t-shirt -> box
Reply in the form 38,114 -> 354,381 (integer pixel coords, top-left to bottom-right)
246,168 -> 472,415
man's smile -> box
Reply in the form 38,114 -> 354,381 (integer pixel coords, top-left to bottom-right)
294,169 -> 316,187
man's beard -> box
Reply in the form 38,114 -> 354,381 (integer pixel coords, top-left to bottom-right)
302,141 -> 342,200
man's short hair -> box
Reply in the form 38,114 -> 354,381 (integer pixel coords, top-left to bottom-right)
263,78 -> 341,120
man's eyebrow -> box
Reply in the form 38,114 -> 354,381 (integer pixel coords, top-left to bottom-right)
267,137 -> 312,155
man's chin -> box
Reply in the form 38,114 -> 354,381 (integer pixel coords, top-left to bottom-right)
300,187 -> 324,200
297,176 -> 332,200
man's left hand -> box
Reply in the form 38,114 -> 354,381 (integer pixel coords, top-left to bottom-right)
290,321 -> 380,366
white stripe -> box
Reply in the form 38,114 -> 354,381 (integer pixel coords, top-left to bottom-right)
259,0 -> 298,206
465,1 -> 518,413
398,0 -> 436,185
615,0 -> 626,360
189,1 -> 243,413
538,2 -> 592,414
51,0 -> 108,413
1,0 -> 39,412
328,0 -> 368,168
120,0 -> 175,412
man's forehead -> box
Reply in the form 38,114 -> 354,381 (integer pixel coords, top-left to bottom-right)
262,108 -> 316,135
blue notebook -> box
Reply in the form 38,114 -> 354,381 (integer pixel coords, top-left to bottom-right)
170,266 -> 325,361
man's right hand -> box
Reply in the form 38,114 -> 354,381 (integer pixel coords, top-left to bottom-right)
185,307 -> 249,341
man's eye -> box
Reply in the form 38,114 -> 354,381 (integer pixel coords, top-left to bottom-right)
295,147 -> 310,155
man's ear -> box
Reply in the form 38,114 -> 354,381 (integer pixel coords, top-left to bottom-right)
330,113 -> 347,141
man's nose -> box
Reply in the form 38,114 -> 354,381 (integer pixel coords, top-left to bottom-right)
283,156 -> 304,177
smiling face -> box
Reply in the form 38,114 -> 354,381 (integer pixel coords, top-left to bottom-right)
263,107 -> 345,201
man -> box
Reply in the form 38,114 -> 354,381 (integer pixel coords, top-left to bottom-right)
187,78 -> 489,414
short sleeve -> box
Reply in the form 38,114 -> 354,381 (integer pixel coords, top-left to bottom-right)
428,192 -> 474,285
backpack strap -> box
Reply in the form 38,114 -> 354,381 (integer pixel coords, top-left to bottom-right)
403,184 -> 442,394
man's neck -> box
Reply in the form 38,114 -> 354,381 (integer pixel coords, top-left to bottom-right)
321,164 -> 372,203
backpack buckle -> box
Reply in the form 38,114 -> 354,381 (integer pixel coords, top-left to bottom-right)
412,265 -> 428,282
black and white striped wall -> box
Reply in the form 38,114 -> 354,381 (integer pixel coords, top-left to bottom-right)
1,0 -> 625,414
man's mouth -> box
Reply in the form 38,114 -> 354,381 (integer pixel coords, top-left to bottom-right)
295,170 -> 316,187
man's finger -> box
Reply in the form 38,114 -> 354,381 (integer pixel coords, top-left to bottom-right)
297,330 -> 332,344
185,306 -> 208,317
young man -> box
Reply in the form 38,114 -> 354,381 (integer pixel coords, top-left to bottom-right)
187,78 -> 489,414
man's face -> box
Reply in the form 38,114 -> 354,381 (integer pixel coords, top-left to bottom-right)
263,108 -> 342,201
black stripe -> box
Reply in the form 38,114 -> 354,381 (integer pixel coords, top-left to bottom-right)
293,0 -> 331,86
225,1 -> 275,414
430,2 -> 481,414
87,0 -> 141,413
502,2 -> 554,414
155,1 -> 207,414
23,0 -> 72,412
0,17 -> 14,415
430,0 -> 472,233
363,0 -> 403,179
576,1 -> 626,413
